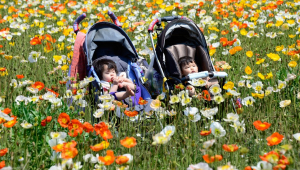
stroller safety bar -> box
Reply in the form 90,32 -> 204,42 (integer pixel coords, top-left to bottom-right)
108,11 -> 122,27
148,16 -> 193,32
181,71 -> 228,82
209,71 -> 228,78
73,13 -> 86,34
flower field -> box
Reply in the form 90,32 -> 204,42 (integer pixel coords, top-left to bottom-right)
1,0 -> 300,169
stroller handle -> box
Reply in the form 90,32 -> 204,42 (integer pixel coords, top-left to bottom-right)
148,16 -> 193,32
148,18 -> 160,33
73,13 -> 86,34
108,11 -> 122,27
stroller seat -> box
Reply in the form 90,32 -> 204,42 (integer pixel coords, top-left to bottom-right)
165,44 -> 213,78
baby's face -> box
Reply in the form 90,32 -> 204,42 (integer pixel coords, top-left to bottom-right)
181,62 -> 198,76
102,65 -> 117,82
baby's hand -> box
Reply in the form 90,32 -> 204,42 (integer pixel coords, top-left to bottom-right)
118,82 -> 125,88
112,77 -> 120,85
125,84 -> 134,97
118,76 -> 125,83
187,85 -> 195,96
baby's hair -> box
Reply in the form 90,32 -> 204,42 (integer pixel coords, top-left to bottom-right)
93,58 -> 118,80
178,56 -> 195,69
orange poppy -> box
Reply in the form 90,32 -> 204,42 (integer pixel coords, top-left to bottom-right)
253,120 -> 271,131
124,110 -> 138,117
227,39 -> 237,46
0,148 -> 8,156
90,141 -> 109,151
113,100 -> 123,107
278,155 -> 289,165
72,89 -> 77,95
41,116 -> 52,126
99,129 -> 113,141
202,90 -> 211,101
0,118 -> 5,124
244,166 -> 252,170
214,65 -> 224,71
31,81 -> 44,91
63,140 -> 77,150
222,144 -> 239,152
202,154 -> 215,163
42,34 -> 56,43
145,2 -> 152,7
67,1 -> 77,7
116,155 -> 129,165
203,154 -> 222,163
2,108 -> 11,114
45,88 -> 59,97
276,0 -> 283,5
16,74 -> 24,79
273,164 -> 286,170
214,155 -> 223,161
68,119 -> 83,136
138,97 -> 148,105
52,140 -> 77,152
0,161 -> 5,169
200,129 -> 211,136
59,80 -> 67,85
98,150 -> 115,165
83,122 -> 94,133
61,147 -> 78,159
94,122 -> 109,135
46,116 -> 52,122
221,30 -> 229,35
120,137 -> 137,148
52,143 -> 64,152
266,132 -> 284,146
58,113 -> 70,128
30,36 -> 42,45
3,116 -> 17,128
259,151 -> 279,163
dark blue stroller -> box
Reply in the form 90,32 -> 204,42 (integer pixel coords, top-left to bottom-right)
68,12 -> 153,120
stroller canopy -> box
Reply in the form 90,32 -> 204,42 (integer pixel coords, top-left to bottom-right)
85,22 -> 139,66
155,18 -> 215,78
157,19 -> 209,54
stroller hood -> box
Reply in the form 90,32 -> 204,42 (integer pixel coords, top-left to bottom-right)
85,22 -> 139,66
157,18 -> 209,55
154,18 -> 215,79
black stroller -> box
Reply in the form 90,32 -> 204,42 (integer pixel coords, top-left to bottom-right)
147,16 -> 228,91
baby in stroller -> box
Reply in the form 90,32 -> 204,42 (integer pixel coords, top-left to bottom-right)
178,56 -> 218,96
92,58 -> 136,100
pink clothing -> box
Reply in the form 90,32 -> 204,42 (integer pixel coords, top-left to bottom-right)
69,32 -> 87,82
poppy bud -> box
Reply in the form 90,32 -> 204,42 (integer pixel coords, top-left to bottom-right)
69,106 -> 74,110
236,108 -> 243,114
79,111 -> 85,117
240,147 -> 249,154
